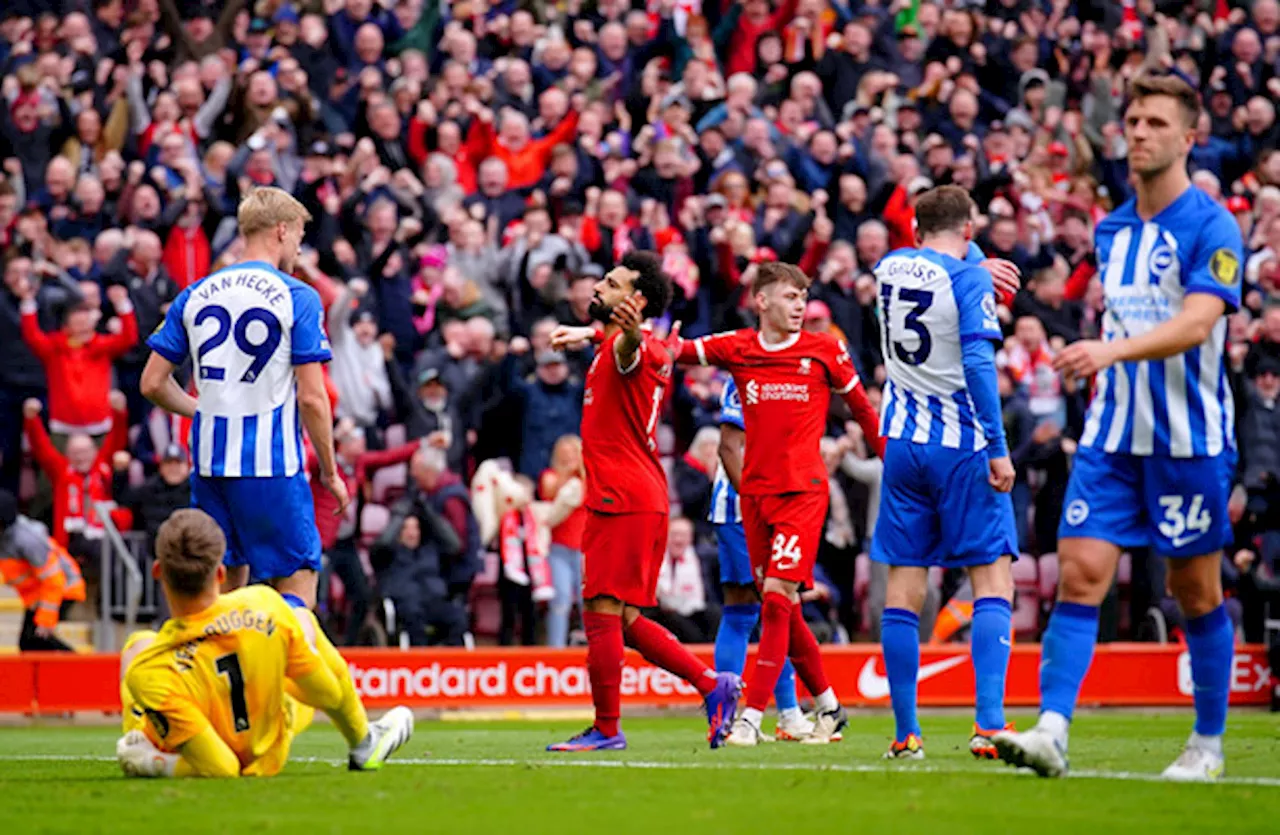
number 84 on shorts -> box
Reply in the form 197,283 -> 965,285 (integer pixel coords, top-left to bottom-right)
741,491 -> 830,586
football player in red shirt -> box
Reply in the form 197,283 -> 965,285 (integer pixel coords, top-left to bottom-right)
546,252 -> 742,752
672,262 -> 884,746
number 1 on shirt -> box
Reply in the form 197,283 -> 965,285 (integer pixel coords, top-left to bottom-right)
216,652 -> 251,732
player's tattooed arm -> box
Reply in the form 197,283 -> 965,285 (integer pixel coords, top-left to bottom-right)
611,291 -> 646,372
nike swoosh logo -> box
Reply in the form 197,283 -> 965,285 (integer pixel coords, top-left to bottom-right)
999,636 -> 1012,647
857,655 -> 969,700
1170,532 -> 1204,549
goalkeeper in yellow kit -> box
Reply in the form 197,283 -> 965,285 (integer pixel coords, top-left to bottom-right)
115,509 -> 413,777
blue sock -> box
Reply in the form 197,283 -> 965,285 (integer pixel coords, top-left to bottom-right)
1039,602 -> 1099,721
714,603 -> 758,675
881,607 -> 922,742
971,597 -> 1013,731
773,659 -> 799,713
1186,604 -> 1233,737
281,593 -> 307,609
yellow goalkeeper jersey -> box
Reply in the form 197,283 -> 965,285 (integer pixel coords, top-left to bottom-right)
123,585 -> 322,776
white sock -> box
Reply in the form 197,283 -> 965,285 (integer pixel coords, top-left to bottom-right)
1189,732 -> 1223,757
741,707 -> 764,728
814,688 -> 840,713
1037,711 -> 1070,748
779,706 -> 805,723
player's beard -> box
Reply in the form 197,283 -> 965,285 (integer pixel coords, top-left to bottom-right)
589,298 -> 613,323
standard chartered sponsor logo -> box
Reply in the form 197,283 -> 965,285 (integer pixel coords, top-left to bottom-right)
348,662 -> 700,699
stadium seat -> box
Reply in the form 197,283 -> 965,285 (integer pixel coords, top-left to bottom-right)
359,503 -> 390,550
1117,552 -> 1132,586
128,459 -> 145,488
371,463 -> 407,505
1012,594 -> 1039,638
1038,553 -> 1059,608
854,553 -> 871,631
1010,555 -> 1040,638
661,455 -> 676,501
1011,555 -> 1038,591
18,465 -> 35,503
468,552 -> 502,639
385,423 -> 406,449
657,424 -> 675,456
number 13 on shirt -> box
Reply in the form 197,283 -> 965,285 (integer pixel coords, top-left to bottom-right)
880,282 -> 935,367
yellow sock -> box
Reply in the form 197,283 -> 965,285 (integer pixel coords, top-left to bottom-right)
297,608 -> 369,747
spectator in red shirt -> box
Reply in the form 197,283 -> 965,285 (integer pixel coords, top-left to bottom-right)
23,392 -> 128,568
465,97 -> 583,191
18,282 -> 137,438
720,0 -> 802,77
540,434 -> 586,648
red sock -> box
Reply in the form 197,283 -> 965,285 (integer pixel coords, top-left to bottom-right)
745,592 -> 793,711
624,615 -> 717,697
584,611 -> 624,736
787,600 -> 831,698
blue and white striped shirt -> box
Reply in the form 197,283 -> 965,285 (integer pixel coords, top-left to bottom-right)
147,261 -> 332,478
708,379 -> 744,526
875,247 -> 1003,451
1081,187 -> 1243,458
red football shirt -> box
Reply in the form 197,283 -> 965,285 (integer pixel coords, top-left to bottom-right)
679,329 -> 860,496
581,329 -> 671,515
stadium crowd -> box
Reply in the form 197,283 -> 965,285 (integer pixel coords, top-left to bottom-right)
3,0 -> 1280,650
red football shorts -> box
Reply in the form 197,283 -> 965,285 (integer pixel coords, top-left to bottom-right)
582,509 -> 669,607
740,491 -> 829,586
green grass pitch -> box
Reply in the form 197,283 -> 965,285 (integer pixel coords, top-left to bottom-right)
3,712 -> 1279,834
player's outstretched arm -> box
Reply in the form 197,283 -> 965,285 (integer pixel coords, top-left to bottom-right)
549,324 -> 597,350
140,353 -> 198,419
297,363 -> 350,517
1054,294 -> 1227,378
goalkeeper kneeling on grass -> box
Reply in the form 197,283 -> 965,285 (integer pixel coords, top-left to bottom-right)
115,509 -> 414,778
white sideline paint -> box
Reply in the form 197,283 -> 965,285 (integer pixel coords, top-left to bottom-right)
9,754 -> 1280,788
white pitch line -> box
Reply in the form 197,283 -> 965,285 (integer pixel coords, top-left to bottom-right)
7,754 -> 1280,788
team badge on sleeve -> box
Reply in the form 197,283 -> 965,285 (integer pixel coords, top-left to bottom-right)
981,292 -> 999,331
1209,249 -> 1240,286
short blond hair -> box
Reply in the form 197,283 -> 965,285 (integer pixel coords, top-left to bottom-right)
237,187 -> 312,238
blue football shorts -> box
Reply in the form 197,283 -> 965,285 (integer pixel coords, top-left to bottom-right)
715,521 -> 754,586
190,471 -> 322,582
871,439 -> 1018,568
1058,445 -> 1235,557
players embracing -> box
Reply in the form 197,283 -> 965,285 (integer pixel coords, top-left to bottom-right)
870,186 -> 1019,760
